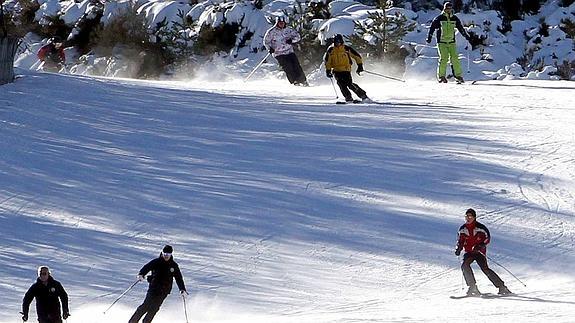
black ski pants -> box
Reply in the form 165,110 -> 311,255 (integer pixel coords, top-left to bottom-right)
461,251 -> 505,288
333,71 -> 367,101
38,316 -> 62,323
128,292 -> 168,323
275,53 -> 307,85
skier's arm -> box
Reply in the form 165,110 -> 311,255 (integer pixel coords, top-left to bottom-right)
454,16 -> 470,40
323,47 -> 333,70
426,17 -> 440,42
288,29 -> 301,43
138,258 -> 157,276
174,264 -> 186,292
346,46 -> 363,65
22,285 -> 35,317
58,282 -> 70,316
455,227 -> 465,255
37,46 -> 48,61
263,29 -> 273,51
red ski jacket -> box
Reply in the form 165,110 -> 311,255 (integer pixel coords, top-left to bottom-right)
37,44 -> 65,64
456,220 -> 490,255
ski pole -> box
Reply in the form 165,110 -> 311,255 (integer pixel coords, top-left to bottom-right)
329,77 -> 339,99
458,255 -> 464,290
363,70 -> 406,83
244,52 -> 271,82
485,254 -> 527,287
400,40 -> 436,49
103,280 -> 140,314
466,46 -> 471,74
182,293 -> 190,323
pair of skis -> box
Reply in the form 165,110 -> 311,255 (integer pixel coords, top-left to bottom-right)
335,99 -> 384,105
450,292 -> 515,299
335,99 -> 364,105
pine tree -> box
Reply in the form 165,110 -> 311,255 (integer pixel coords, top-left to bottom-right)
349,0 -> 415,61
154,10 -> 197,64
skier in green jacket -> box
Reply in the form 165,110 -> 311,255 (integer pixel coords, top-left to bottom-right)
426,2 -> 471,83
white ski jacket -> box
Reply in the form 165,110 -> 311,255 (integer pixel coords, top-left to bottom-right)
263,25 -> 301,57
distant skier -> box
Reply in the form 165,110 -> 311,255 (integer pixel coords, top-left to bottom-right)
263,16 -> 309,86
37,37 -> 66,73
426,1 -> 471,83
129,245 -> 187,323
21,266 -> 70,323
455,208 -> 512,296
324,34 -> 369,103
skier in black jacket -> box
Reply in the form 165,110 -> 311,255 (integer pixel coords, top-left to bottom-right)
21,266 -> 70,323
129,245 -> 187,323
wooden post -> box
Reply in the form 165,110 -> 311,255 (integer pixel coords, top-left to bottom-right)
0,37 -> 19,85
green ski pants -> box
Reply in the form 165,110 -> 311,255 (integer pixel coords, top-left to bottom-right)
437,43 -> 462,78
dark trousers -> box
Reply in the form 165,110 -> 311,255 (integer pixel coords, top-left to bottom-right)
333,71 -> 367,101
38,315 -> 62,323
128,292 -> 168,323
275,53 -> 307,85
461,252 -> 505,288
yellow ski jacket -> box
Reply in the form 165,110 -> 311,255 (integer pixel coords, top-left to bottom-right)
324,44 -> 363,72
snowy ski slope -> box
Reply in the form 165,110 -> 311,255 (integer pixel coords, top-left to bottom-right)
1,70 -> 575,322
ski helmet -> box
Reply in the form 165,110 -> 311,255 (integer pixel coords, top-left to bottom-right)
162,245 -> 173,254
275,16 -> 288,24
333,34 -> 344,45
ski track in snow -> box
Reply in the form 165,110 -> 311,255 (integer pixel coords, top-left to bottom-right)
1,71 -> 575,322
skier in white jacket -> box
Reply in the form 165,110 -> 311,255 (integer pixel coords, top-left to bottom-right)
263,16 -> 308,86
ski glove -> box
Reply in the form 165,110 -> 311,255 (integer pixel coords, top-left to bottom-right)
356,64 -> 364,75
326,70 -> 333,78
20,312 -> 28,322
137,274 -> 145,281
63,312 -> 70,320
454,248 -> 461,256
268,48 -> 275,54
180,290 -> 189,298
286,38 -> 293,45
426,36 -> 432,44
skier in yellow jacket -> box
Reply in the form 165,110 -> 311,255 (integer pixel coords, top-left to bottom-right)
324,34 -> 370,103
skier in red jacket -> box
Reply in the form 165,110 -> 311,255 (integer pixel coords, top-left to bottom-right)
455,208 -> 512,296
37,37 -> 66,72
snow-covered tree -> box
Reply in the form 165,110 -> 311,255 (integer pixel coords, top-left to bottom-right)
349,0 -> 415,61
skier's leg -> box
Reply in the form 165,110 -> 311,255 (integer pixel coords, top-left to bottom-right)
129,293 -> 155,323
286,53 -> 303,84
449,43 -> 463,77
437,43 -> 449,79
334,71 -> 353,101
290,54 -> 308,85
349,82 -> 367,99
141,294 -> 167,323
461,253 -> 477,286
276,54 -> 297,84
38,317 -> 60,323
129,303 -> 148,323
476,254 -> 505,288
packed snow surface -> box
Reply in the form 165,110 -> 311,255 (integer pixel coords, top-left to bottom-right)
1,70 -> 575,322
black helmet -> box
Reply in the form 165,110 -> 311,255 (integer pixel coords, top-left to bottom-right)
49,36 -> 62,44
333,34 -> 344,45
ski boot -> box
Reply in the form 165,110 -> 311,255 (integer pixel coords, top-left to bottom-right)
466,284 -> 481,296
438,76 -> 448,83
498,285 -> 512,295
361,96 -> 373,103
455,76 -> 465,84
